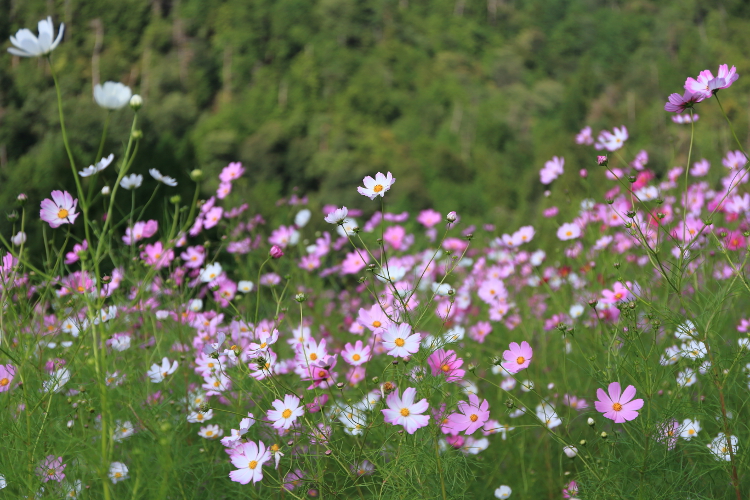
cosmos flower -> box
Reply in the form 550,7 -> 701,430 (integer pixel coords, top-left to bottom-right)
267,395 -> 304,430
381,387 -> 429,434
381,323 -> 421,358
94,82 -> 132,110
445,394 -> 490,435
501,341 -> 532,374
228,441 -> 271,484
594,382 -> 644,423
40,191 -> 79,228
7,17 -> 64,57
357,172 -> 395,199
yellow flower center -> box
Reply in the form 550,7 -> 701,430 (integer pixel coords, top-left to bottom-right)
400,408 -> 410,417
114,472 -> 122,478
612,402 -> 623,412
372,320 -> 381,328
441,364 -> 450,372
282,409 -> 292,419
565,231 -> 572,237
248,460 -> 258,469
470,414 -> 478,422
260,342 -> 267,348
77,286 -> 85,293
516,356 -> 525,364
206,430 -> 213,436
352,354 -> 361,361
47,469 -> 55,476
688,429 -> 695,435
57,208 -> 69,219
395,338 -> 405,347
271,443 -> 280,452
309,353 -> 318,361
207,363 -> 214,368
0,377 -> 9,386
373,185 -> 384,193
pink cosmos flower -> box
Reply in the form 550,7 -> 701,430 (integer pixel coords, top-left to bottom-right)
445,393 -> 490,436
501,341 -> 532,374
64,240 -> 88,265
417,209 -> 442,228
664,90 -> 704,112
228,441 -> 271,484
575,126 -> 594,145
722,150 -> 746,171
40,190 -> 79,228
0,364 -> 16,392
324,206 -> 349,225
357,172 -> 395,199
267,394 -> 304,430
219,162 -> 245,183
37,455 -> 66,483
540,156 -> 564,184
341,340 -> 371,366
123,220 -> 158,244
141,241 -> 174,269
357,305 -> 391,333
594,382 -> 644,423
557,222 -> 581,241
691,159 -> 710,177
381,323 -> 421,358
381,387 -> 429,434
427,349 -> 465,382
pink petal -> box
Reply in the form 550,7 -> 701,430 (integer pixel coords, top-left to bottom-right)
596,388 -> 613,407
620,385 -> 637,404
622,398 -> 644,412
607,382 -> 621,403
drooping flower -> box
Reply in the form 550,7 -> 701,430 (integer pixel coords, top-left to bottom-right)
94,82 -> 132,110
381,387 -> 429,434
664,90 -> 704,113
381,323 -> 421,358
40,191 -> 79,228
500,341 -> 532,374
445,393 -> 490,435
267,395 -> 304,430
149,168 -> 178,187
594,382 -> 644,423
8,17 -> 64,57
357,172 -> 396,199
228,441 -> 272,484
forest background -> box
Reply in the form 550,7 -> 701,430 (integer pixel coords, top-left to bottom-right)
1,0 -> 749,249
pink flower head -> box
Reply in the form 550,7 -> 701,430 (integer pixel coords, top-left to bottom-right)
37,455 -> 66,483
715,64 -> 739,90
501,341 -> 532,374
575,126 -> 594,145
357,172 -> 395,200
64,240 -> 88,265
228,440 -> 271,484
381,387 -> 429,434
381,323 -> 421,358
540,156 -> 564,185
557,222 -> 581,241
269,245 -> 284,259
267,394 -> 304,430
664,90 -> 704,113
0,364 -> 16,392
562,481 -> 579,499
357,305 -> 391,333
445,393 -> 490,436
417,209 -> 442,228
40,190 -> 79,228
594,382 -> 644,423
427,349 -> 465,382
341,340 -> 371,366
219,162 -> 245,183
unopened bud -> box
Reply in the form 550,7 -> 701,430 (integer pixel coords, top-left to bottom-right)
587,418 -> 595,426
597,155 -> 608,166
129,94 -> 143,110
132,129 -> 143,140
169,195 -> 181,204
269,245 -> 284,259
446,211 -> 458,223
190,169 -> 204,182
600,431 -> 608,439
295,293 -> 306,302
16,193 -> 27,205
101,185 -> 111,196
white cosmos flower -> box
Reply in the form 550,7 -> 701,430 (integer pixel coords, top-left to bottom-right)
108,462 -> 129,483
8,17 -> 64,57
43,368 -> 71,393
79,154 -> 114,177
149,168 -> 178,187
120,174 -> 143,190
294,209 -> 311,227
94,82 -> 132,110
494,485 -> 512,499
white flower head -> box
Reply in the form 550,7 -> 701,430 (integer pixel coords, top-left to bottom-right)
120,174 -> 143,190
108,462 -> 129,483
494,485 -> 512,499
8,17 -> 65,57
79,154 -> 114,177
94,82 -> 133,110
149,168 -> 178,187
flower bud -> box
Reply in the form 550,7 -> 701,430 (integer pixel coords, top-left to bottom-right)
600,431 -> 608,439
16,193 -> 27,205
446,211 -> 458,223
587,417 -> 595,426
131,129 -> 143,140
563,446 -> 578,458
11,231 -> 26,246
597,155 -> 608,166
101,185 -> 111,196
130,94 -> 143,110
170,195 -> 181,204
269,245 -> 284,259
295,293 -> 306,302
579,168 -> 588,178
190,169 -> 204,182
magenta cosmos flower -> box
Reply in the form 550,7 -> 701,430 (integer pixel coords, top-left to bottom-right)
594,382 -> 644,423
40,190 -> 79,228
267,394 -> 304,430
228,440 -> 271,484
357,171 -> 395,200
427,349 -> 465,382
664,90 -> 704,113
37,455 -> 66,483
381,387 -> 429,434
501,341 -> 532,374
0,364 -> 16,392
445,393 -> 490,435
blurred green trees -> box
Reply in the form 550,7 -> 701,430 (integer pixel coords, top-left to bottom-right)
1,0 -> 749,232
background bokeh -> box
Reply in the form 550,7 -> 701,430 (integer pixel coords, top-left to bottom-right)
1,0 -> 749,238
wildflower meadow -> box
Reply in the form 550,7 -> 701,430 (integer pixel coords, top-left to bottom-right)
2,13 -> 750,500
